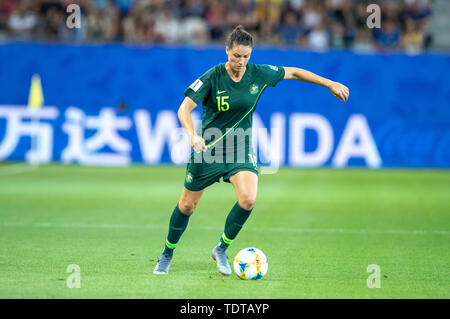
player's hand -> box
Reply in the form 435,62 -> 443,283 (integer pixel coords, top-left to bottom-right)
328,81 -> 349,102
191,134 -> 207,153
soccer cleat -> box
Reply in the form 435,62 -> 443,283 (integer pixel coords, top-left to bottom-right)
210,245 -> 232,276
153,253 -> 173,275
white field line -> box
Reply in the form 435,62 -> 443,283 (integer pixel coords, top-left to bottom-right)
0,221 -> 448,236
0,163 -> 37,177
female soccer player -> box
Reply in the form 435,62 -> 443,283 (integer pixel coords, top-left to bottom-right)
154,26 -> 349,275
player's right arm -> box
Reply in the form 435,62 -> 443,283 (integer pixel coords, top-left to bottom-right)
182,66 -> 216,152
177,96 -> 206,152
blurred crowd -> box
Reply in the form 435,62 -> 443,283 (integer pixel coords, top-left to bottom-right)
0,0 -> 433,52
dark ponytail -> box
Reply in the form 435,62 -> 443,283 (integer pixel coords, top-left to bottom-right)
226,25 -> 253,49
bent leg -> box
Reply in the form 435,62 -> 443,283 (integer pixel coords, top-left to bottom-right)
178,187 -> 204,214
163,187 -> 204,256
218,171 -> 258,249
154,187 -> 205,275
229,170 -> 258,210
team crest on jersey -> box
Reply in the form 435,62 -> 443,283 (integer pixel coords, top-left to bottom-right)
249,83 -> 260,95
185,172 -> 193,183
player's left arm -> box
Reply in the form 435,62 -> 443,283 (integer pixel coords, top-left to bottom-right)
283,67 -> 349,102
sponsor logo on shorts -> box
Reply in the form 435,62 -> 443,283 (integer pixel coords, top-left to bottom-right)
186,172 -> 193,183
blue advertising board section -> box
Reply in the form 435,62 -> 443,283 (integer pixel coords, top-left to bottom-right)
0,43 -> 449,167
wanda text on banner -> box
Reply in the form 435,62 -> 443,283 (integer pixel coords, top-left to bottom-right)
0,106 -> 381,168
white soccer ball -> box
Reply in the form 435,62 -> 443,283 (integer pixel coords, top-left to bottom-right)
233,247 -> 268,280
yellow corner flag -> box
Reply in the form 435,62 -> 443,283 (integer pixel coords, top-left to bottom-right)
28,74 -> 44,110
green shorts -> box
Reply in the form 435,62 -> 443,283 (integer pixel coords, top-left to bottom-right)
183,151 -> 258,191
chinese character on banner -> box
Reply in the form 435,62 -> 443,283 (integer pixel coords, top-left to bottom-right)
0,105 -> 59,163
62,107 -> 132,166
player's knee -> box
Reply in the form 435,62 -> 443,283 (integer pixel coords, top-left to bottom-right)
238,195 -> 256,210
178,201 -> 197,215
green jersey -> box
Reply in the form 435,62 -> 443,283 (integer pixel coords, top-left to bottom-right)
184,62 -> 285,155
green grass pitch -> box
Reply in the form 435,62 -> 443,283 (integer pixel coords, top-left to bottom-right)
0,164 -> 449,298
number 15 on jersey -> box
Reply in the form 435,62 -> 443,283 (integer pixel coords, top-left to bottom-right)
216,96 -> 230,112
